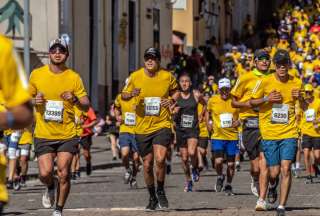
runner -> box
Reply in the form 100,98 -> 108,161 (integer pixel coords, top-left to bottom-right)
106,102 -> 120,161
230,49 -> 277,209
300,84 -> 320,183
122,47 -> 179,210
207,78 -> 240,196
197,91 -> 210,172
250,49 -> 303,216
71,107 -> 82,180
114,93 -> 139,188
0,35 -> 33,214
29,38 -> 90,216
175,73 -> 203,192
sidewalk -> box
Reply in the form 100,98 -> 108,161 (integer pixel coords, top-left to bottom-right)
26,136 -> 123,179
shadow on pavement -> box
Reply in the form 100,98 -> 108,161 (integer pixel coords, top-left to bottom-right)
174,207 -> 221,211
287,206 -> 320,211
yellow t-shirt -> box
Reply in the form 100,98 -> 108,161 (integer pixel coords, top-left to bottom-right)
303,62 -> 314,77
198,103 -> 208,138
29,65 -> 88,140
0,35 -> 31,203
114,94 -> 136,134
231,71 -> 268,120
300,98 -> 320,137
252,74 -> 302,140
207,95 -> 239,140
122,68 -> 178,134
19,128 -> 33,145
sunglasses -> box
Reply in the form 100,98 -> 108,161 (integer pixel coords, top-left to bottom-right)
275,63 -> 289,68
49,47 -> 67,54
256,57 -> 270,61
144,55 -> 158,61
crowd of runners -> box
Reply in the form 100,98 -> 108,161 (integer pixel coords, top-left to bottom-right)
0,1 -> 319,216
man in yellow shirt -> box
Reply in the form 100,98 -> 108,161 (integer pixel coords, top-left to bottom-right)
29,39 -> 90,216
122,48 -> 179,210
250,50 -> 303,216
231,49 -> 275,207
207,78 -> 240,195
299,84 -> 320,184
0,35 -> 33,214
114,93 -> 139,188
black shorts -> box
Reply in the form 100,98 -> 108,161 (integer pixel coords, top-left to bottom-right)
302,135 -> 320,150
136,128 -> 172,158
242,127 -> 262,160
80,136 -> 92,149
176,128 -> 198,149
198,137 -> 208,149
34,137 -> 79,157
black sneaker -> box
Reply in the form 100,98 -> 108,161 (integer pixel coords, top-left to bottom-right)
267,178 -> 279,204
276,207 -> 286,216
224,185 -> 234,196
215,175 -> 225,192
13,178 -> 21,191
6,180 -> 13,190
145,196 -> 158,211
76,171 -> 81,178
20,176 -> 27,187
129,178 -> 138,189
236,163 -> 241,172
71,172 -> 77,181
157,190 -> 169,209
86,162 -> 92,176
305,175 -> 313,184
166,164 -> 172,175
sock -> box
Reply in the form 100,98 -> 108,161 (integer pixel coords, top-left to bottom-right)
157,181 -> 164,191
235,161 -> 240,166
296,162 -> 300,169
225,182 -> 231,187
278,205 -> 285,210
48,182 -> 55,190
55,205 -> 63,212
147,185 -> 156,198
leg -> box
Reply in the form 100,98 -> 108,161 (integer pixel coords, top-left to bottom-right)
180,147 -> 191,181
303,148 -> 312,176
279,160 -> 292,206
258,152 -> 269,200
37,153 -> 56,187
121,147 -> 130,170
109,134 -> 118,159
142,153 -> 154,187
187,138 -> 198,170
154,144 -> 168,184
19,155 -> 28,177
215,157 -> 224,176
56,152 -> 74,208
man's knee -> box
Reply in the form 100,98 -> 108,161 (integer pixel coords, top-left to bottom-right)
57,169 -> 70,183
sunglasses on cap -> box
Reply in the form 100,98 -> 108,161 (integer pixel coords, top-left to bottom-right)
49,46 -> 68,54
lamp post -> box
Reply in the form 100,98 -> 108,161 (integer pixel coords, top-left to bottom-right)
23,0 -> 30,76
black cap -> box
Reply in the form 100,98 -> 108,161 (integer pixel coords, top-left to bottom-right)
254,49 -> 270,60
144,47 -> 161,61
273,49 -> 291,65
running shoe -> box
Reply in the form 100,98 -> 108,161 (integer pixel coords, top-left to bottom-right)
6,180 -> 13,190
130,178 -> 138,189
276,207 -> 286,216
76,170 -> 81,178
123,169 -> 132,184
255,199 -> 271,211
166,164 -> 172,175
305,175 -> 313,184
157,189 -> 169,209
145,196 -> 158,211
251,177 -> 259,197
52,210 -> 62,216
191,168 -> 200,182
224,185 -> 234,196
184,181 -> 193,192
20,176 -> 27,188
215,175 -> 225,192
267,177 -> 279,204
13,178 -> 21,191
42,179 -> 57,209
236,163 -> 241,172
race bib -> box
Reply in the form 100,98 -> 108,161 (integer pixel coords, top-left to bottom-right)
181,114 -> 194,128
144,97 -> 161,116
220,113 -> 233,128
271,104 -> 289,124
124,112 -> 136,126
305,109 -> 315,122
44,100 -> 64,123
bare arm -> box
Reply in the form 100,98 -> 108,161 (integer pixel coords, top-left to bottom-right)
231,96 -> 251,109
0,102 -> 33,130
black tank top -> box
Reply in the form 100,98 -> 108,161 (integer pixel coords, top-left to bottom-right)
176,91 -> 199,130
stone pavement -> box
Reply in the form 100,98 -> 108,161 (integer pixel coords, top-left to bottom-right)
4,136 -> 320,216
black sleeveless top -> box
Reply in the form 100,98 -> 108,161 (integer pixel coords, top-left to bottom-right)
176,91 -> 199,130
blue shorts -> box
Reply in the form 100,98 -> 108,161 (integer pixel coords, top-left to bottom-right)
211,139 -> 239,158
261,139 -> 297,167
119,133 -> 138,152
4,135 -> 19,149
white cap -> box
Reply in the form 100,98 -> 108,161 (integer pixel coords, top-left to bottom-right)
218,78 -> 231,89
49,38 -> 68,50
306,55 -> 312,60
232,46 -> 238,50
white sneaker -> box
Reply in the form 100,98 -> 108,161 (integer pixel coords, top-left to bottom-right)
52,210 -> 62,216
251,178 -> 259,197
255,199 -> 271,211
42,179 -> 57,208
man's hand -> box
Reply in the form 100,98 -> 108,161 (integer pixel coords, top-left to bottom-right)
161,98 -> 173,108
35,92 -> 46,105
231,120 -> 240,128
292,89 -> 302,100
268,90 -> 282,103
131,88 -> 141,97
61,91 -> 75,102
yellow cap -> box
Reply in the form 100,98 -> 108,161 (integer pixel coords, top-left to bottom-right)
304,84 -> 313,92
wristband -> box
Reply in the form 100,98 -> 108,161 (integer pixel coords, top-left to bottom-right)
263,96 -> 269,103
6,111 -> 14,128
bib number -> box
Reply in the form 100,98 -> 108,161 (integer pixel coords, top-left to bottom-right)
220,113 -> 233,128
44,100 -> 64,123
144,97 -> 161,116
271,104 -> 289,124
124,112 -> 136,126
305,109 -> 315,122
181,114 -> 194,128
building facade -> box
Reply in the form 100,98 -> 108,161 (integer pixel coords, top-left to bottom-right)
0,0 -> 173,115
